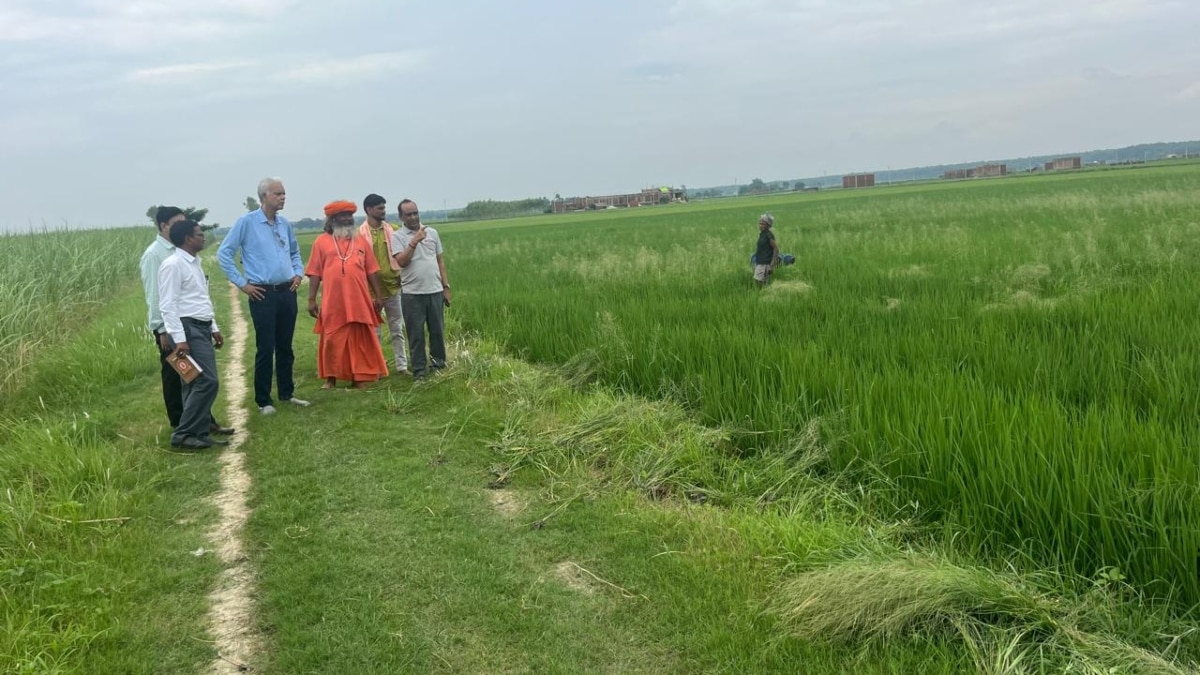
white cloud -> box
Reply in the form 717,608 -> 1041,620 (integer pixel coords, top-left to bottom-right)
281,51 -> 429,84
127,60 -> 259,82
0,0 -> 298,49
120,51 -> 428,93
652,0 -> 1184,67
1176,82 -> 1200,101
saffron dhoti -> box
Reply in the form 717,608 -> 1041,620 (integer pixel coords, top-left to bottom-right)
317,322 -> 387,382
305,231 -> 388,383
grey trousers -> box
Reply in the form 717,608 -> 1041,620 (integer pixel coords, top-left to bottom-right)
400,292 -> 445,376
172,319 -> 220,445
377,292 -> 408,371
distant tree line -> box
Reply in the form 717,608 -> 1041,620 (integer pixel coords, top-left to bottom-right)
450,198 -> 550,221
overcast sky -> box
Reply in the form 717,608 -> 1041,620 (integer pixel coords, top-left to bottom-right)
1,0 -> 1196,231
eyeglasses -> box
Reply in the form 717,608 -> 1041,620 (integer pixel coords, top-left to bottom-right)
268,224 -> 286,249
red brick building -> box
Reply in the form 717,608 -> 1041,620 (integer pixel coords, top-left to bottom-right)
842,173 -> 875,189
943,163 -> 1007,180
1044,157 -> 1082,171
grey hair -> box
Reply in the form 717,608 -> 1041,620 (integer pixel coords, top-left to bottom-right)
257,177 -> 283,199
759,212 -> 774,226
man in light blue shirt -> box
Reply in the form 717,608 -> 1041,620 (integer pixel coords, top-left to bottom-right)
217,177 -> 310,414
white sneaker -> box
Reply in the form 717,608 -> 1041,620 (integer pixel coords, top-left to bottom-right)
283,397 -> 310,407
259,405 -> 277,415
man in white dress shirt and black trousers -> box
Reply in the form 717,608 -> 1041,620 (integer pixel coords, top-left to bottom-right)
159,220 -> 227,451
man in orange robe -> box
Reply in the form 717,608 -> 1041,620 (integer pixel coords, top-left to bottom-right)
305,201 -> 388,389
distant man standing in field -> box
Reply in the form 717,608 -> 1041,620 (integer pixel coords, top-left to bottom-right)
753,213 -> 780,287
140,206 -> 233,436
159,220 -> 225,451
217,177 -> 310,414
359,193 -> 408,376
305,201 -> 388,389
391,199 -> 451,380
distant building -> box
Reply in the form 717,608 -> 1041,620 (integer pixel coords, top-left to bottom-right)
641,186 -> 686,204
551,186 -> 686,214
943,163 -> 1007,180
1045,157 -> 1082,171
842,173 -> 875,189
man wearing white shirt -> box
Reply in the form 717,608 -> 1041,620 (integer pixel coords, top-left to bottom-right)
140,206 -> 232,435
159,220 -> 225,451
390,199 -> 452,380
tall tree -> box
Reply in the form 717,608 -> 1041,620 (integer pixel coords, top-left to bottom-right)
738,178 -> 768,196
146,204 -> 209,226
182,207 -> 209,224
244,196 -> 259,212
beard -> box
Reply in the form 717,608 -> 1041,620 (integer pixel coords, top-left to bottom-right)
333,224 -> 356,239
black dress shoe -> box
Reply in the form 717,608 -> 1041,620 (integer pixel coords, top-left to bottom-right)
210,424 -> 236,435
204,437 -> 230,446
170,437 -> 213,451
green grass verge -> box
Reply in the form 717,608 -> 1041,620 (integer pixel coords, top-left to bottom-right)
1,284 -> 232,674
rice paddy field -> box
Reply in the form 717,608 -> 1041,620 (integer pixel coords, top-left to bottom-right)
447,163 -> 1200,609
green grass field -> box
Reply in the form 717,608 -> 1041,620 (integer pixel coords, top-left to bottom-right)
445,165 -> 1200,607
4,165 -> 1200,673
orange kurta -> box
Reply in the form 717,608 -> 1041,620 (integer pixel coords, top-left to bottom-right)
305,233 -> 388,382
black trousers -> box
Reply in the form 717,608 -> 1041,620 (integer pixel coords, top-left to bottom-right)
248,288 -> 298,407
155,332 -> 184,427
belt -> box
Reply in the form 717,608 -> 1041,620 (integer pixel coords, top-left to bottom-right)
253,282 -> 293,291
182,317 -> 214,326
